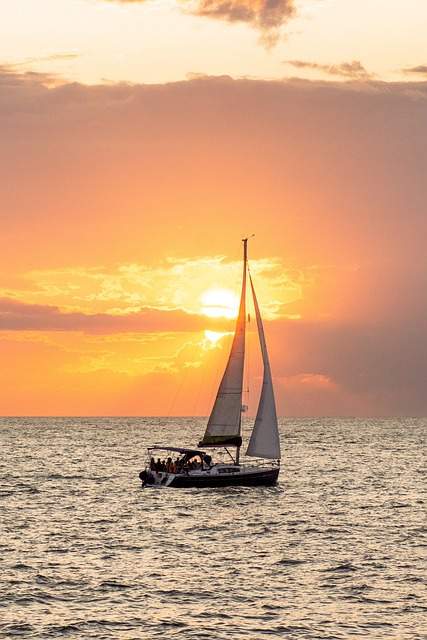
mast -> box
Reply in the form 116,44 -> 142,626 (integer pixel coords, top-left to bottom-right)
235,237 -> 248,465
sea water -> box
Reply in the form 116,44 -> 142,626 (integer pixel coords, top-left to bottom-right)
0,417 -> 425,639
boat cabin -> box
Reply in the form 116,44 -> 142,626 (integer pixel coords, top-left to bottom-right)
146,446 -> 212,473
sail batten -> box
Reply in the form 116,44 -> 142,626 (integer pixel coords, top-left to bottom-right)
199,241 -> 247,447
246,273 -> 281,460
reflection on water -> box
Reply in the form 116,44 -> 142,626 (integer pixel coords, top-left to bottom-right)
0,417 -> 425,639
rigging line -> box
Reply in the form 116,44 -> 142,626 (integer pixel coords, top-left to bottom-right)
166,360 -> 190,417
246,310 -> 251,408
191,364 -> 205,416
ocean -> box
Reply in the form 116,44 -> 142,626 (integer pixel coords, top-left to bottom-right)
0,417 -> 425,639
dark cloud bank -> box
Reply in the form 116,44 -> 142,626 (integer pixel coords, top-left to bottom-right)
0,298 -> 230,333
1,70 -> 426,415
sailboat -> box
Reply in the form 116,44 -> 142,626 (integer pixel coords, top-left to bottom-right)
138,238 -> 281,488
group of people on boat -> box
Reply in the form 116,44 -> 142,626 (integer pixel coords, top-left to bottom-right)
149,453 -> 212,475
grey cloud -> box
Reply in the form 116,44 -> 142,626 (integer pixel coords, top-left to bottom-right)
403,65 -> 427,75
268,315 -> 427,417
190,1 -> 295,28
0,64 -> 58,89
106,0 -> 296,43
284,59 -> 372,79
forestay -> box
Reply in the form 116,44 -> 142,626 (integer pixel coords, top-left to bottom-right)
246,273 -> 281,460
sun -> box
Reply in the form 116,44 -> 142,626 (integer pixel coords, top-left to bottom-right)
200,288 -> 239,319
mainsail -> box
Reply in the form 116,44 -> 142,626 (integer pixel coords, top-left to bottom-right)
199,241 -> 247,447
246,273 -> 281,460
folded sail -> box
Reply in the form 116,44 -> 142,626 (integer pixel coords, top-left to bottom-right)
246,273 -> 281,460
199,244 -> 247,447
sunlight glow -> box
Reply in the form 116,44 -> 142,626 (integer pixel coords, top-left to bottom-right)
204,330 -> 228,346
200,288 -> 239,319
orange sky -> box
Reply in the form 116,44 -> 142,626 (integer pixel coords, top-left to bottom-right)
1,2 -> 426,416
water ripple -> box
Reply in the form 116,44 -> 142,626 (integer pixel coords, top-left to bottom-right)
0,416 -> 425,639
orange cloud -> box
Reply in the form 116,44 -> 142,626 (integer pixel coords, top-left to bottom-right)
0,256 -> 303,321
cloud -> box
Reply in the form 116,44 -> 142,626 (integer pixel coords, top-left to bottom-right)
105,0 -> 296,44
0,64 -> 59,88
188,0 -> 295,42
0,298 -> 231,333
284,59 -> 372,79
7,53 -> 79,67
268,312 -> 427,416
0,257 -> 301,323
403,65 -> 427,75
1,70 -> 427,414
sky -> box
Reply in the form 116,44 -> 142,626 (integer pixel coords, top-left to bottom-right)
1,1 -> 426,416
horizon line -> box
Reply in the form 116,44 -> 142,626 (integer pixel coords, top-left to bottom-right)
0,415 -> 424,420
